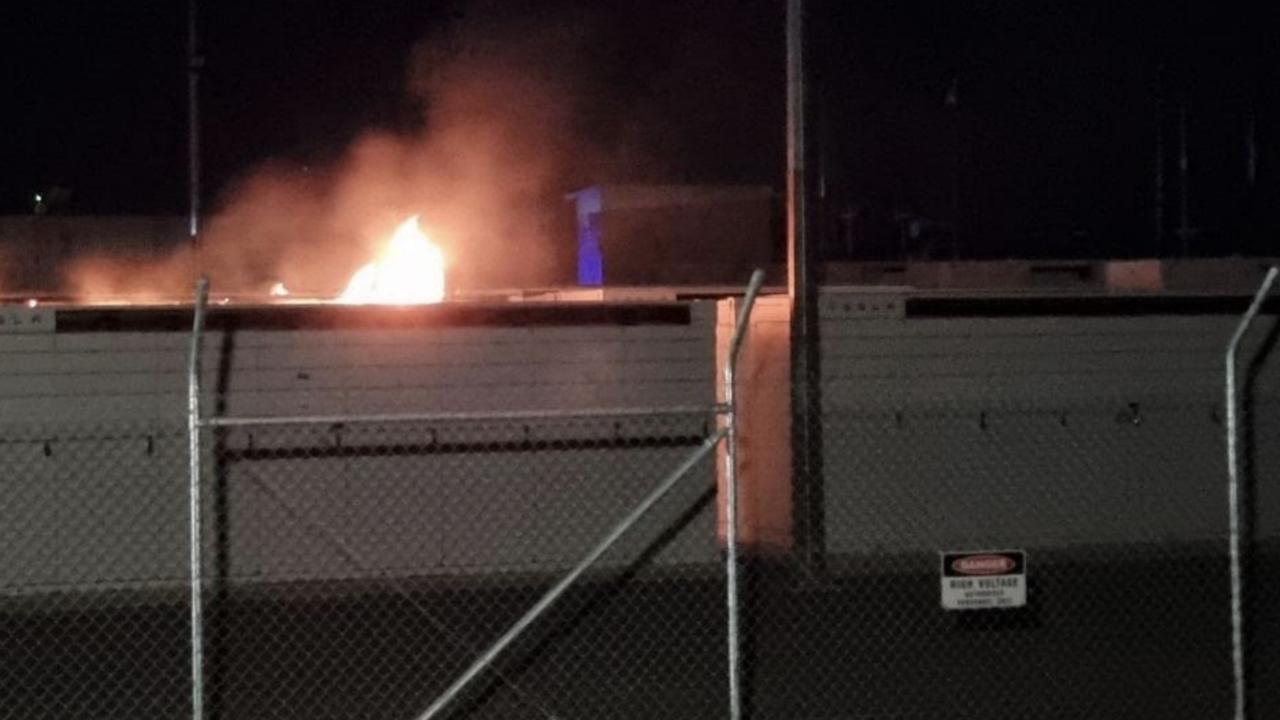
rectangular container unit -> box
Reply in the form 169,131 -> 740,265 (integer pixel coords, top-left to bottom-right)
0,301 -> 723,598
815,290 -> 1280,556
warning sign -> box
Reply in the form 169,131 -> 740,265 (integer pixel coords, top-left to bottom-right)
940,550 -> 1026,610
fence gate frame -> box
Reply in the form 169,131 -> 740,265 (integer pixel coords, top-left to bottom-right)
184,270 -> 767,720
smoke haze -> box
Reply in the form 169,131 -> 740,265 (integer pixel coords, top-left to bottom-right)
67,2 -> 612,298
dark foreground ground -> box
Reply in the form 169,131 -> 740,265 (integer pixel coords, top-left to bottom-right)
3,543 -> 1277,720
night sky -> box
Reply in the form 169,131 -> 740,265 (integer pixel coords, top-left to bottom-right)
2,0 -> 1275,260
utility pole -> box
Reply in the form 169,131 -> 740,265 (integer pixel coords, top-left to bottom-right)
787,0 -> 807,304
1154,66 -> 1165,253
188,0 -> 202,241
946,77 -> 960,259
1177,103 -> 1190,256
787,0 -> 823,574
1246,100 -> 1257,189
1244,98 -> 1258,254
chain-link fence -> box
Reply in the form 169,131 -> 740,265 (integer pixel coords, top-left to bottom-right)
0,421 -> 190,719
7,277 -> 1280,720
748,399 -> 1237,719
1238,297 -> 1280,720
0,412 -> 728,720
1,271 -> 750,720
740,285 -> 1280,720
197,412 -> 725,720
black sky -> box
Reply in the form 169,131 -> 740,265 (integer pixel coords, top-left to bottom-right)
1,0 -> 1275,259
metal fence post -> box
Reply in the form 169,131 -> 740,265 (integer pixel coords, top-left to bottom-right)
187,277 -> 210,720
725,269 -> 766,720
1225,265 -> 1277,720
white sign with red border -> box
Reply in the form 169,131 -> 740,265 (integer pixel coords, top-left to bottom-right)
940,550 -> 1026,610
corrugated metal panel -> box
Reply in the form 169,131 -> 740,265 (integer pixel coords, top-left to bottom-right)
0,301 -> 721,595
0,304 -> 717,423
819,289 -> 1280,556
822,314 -> 1279,407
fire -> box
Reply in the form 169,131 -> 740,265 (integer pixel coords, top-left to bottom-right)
269,282 -> 290,297
339,216 -> 446,304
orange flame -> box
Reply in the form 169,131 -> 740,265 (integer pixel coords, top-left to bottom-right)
339,215 -> 446,304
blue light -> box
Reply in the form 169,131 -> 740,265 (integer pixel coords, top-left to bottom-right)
578,216 -> 603,286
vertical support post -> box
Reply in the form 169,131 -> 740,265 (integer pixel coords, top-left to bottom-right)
187,0 -> 201,240
787,0 -> 824,576
1245,101 -> 1257,190
1225,265 -> 1277,720
786,0 -> 806,304
724,269 -> 767,720
1154,65 -> 1165,252
1244,100 -> 1257,254
948,77 -> 961,259
1177,104 -> 1190,256
187,277 -> 210,720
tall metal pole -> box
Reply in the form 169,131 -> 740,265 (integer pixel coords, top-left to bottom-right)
187,277 -> 210,720
947,77 -> 960,259
1154,66 -> 1165,252
187,0 -> 202,240
1177,104 -> 1189,256
1245,101 -> 1257,190
788,0 -> 823,573
786,0 -> 806,305
1225,266 -> 1278,720
725,269 -> 767,720
1244,99 -> 1257,254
